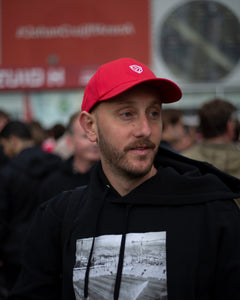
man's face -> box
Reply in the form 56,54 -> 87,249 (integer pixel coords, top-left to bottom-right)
93,85 -> 162,179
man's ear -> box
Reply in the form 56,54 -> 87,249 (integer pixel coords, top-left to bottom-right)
79,111 -> 98,142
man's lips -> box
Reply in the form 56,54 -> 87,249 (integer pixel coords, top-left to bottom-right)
129,147 -> 152,156
131,145 -> 151,150
124,140 -> 156,153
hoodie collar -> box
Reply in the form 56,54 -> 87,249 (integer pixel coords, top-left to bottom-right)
89,148 -> 240,206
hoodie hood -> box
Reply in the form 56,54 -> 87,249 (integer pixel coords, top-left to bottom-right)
92,146 -> 240,206
10,146 -> 61,178
152,146 -> 240,203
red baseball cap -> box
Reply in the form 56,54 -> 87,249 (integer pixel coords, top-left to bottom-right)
81,57 -> 182,112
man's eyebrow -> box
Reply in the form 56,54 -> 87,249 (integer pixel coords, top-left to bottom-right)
114,100 -> 134,107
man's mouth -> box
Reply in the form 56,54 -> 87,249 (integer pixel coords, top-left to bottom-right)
131,145 -> 150,150
125,140 -> 156,155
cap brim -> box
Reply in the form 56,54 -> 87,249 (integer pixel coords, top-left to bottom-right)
99,78 -> 182,103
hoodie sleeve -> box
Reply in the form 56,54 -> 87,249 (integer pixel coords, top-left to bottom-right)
214,200 -> 240,299
9,192 -> 69,300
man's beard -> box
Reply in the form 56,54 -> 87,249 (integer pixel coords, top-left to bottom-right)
97,127 -> 157,179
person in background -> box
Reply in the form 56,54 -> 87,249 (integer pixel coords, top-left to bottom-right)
160,108 -> 193,153
183,98 -> 240,178
51,123 -> 66,140
0,110 -> 9,133
0,110 -> 11,300
174,113 -> 199,152
53,118 -> 77,160
53,132 -> 73,159
28,120 -> 47,147
0,110 -> 10,168
0,121 -> 61,294
234,119 -> 240,143
10,58 -> 240,300
0,110 -> 9,300
39,111 -> 100,202
42,123 -> 66,153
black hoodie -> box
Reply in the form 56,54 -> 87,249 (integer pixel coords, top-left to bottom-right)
10,147 -> 240,300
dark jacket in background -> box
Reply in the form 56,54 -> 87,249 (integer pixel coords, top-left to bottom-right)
0,145 -> 8,168
38,156 -> 92,203
0,146 -> 61,282
10,147 -> 240,300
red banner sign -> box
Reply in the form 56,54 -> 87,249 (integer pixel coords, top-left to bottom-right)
0,65 -> 99,90
0,0 -> 150,90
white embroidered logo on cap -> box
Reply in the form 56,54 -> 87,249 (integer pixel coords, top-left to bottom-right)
129,65 -> 143,74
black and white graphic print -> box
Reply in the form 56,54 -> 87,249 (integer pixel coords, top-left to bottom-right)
73,231 -> 167,299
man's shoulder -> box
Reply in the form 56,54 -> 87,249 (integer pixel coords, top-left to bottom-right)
41,185 -> 88,217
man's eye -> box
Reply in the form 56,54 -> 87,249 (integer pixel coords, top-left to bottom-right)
121,112 -> 132,118
150,110 -> 160,118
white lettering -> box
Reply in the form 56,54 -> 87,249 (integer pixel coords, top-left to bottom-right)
47,68 -> 65,87
15,23 -> 136,39
0,68 -> 45,89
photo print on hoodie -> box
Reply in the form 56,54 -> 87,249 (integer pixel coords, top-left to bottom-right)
73,231 -> 167,299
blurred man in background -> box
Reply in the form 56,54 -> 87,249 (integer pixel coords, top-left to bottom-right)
0,121 -> 61,294
39,111 -> 99,202
183,98 -> 240,179
0,110 -> 9,133
0,110 -> 10,168
160,108 -> 194,152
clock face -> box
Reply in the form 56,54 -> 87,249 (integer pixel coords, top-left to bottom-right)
159,1 -> 240,82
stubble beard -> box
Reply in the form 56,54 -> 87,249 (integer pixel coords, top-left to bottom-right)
97,127 -> 157,179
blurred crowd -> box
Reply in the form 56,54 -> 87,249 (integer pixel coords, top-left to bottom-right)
0,96 -> 240,298
0,109 -> 100,299
160,98 -> 240,179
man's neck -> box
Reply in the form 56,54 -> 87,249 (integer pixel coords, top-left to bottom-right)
102,165 -> 157,197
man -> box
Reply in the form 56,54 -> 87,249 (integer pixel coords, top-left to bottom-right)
39,111 -> 99,202
10,58 -> 240,300
183,98 -> 240,178
0,121 -> 61,293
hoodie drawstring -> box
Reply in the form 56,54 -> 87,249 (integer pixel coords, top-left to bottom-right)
84,186 -> 110,299
114,204 -> 132,300
84,187 -> 132,300
84,235 -> 95,298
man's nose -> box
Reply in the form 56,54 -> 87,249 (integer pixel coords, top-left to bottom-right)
133,115 -> 152,138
